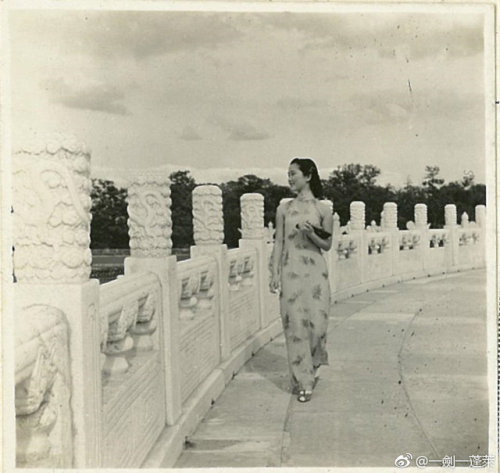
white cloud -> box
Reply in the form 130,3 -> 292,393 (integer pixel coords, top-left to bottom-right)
41,77 -> 129,115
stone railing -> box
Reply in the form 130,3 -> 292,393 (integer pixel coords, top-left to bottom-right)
326,200 -> 485,300
11,135 -> 487,469
177,256 -> 220,404
99,272 -> 164,467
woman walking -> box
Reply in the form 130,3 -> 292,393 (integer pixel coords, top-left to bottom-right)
269,157 -> 333,403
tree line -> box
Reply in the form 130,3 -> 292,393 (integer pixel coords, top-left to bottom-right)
90,164 -> 486,249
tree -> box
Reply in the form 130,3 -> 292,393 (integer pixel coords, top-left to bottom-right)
90,179 -> 129,249
461,170 -> 475,189
322,163 -> 393,226
170,170 -> 196,248
422,165 -> 445,190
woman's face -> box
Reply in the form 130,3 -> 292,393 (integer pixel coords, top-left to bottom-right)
288,163 -> 310,192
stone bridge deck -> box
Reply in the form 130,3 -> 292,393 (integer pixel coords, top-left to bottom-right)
173,269 -> 489,468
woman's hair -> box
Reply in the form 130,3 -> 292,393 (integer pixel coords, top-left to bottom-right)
290,157 -> 323,199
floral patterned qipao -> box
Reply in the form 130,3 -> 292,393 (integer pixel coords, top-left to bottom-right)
277,197 -> 331,392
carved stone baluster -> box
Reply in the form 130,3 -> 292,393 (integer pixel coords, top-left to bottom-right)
179,274 -> 197,319
193,185 -> 224,245
13,134 -> 92,283
241,255 -> 255,287
228,258 -> 241,291
127,176 -> 172,257
13,134 -> 102,467
444,204 -> 457,227
414,203 -> 428,229
382,202 -> 398,230
130,291 -> 158,351
198,268 -> 215,311
240,193 -> 264,239
475,204 -> 486,228
125,172 -> 181,425
349,201 -> 365,231
103,300 -> 139,376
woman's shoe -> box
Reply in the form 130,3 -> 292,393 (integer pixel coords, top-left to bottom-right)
297,390 -> 313,402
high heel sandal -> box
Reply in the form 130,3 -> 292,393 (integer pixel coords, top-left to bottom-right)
297,390 -> 313,402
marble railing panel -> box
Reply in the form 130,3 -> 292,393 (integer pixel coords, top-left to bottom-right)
227,248 -> 259,351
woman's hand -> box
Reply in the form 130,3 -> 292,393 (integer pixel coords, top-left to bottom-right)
269,271 -> 280,294
297,221 -> 314,237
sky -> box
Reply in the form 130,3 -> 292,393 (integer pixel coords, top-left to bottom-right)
9,8 -> 486,188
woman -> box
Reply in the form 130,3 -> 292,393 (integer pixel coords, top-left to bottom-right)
270,157 -> 333,403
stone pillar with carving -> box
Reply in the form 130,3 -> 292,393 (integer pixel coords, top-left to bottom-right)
124,174 -> 181,426
444,204 -> 457,227
381,202 -> 399,277
127,175 -> 173,257
475,204 -> 486,228
414,204 -> 428,229
239,193 -> 268,328
12,134 -> 102,467
382,202 -> 398,231
348,201 -> 366,283
190,185 -> 231,359
240,193 -> 264,240
414,203 -> 429,274
444,204 -> 458,268
349,201 -> 365,231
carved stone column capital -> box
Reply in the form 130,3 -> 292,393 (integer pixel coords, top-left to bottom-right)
192,185 -> 224,245
475,204 -> 486,228
444,204 -> 457,227
13,134 -> 92,283
127,175 -> 172,257
240,193 -> 264,239
382,202 -> 398,230
349,201 -> 365,231
414,203 -> 428,228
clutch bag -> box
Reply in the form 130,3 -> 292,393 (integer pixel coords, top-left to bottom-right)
312,225 -> 332,239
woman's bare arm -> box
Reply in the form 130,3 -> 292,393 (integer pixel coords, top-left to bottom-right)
270,204 -> 284,275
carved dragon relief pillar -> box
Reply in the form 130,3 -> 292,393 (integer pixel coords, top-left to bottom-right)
12,134 -> 102,467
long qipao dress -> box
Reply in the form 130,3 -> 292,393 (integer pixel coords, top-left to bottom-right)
277,197 -> 331,392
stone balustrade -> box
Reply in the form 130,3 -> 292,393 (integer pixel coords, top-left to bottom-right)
177,256 -> 217,320
399,230 -> 421,251
12,137 -> 487,469
99,272 -> 161,374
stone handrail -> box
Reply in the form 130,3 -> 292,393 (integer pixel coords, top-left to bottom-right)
177,255 -> 217,320
100,272 -> 161,375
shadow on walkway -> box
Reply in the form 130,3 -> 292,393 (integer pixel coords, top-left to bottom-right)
174,269 -> 490,468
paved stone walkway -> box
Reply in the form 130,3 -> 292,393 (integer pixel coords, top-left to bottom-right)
174,270 -> 489,468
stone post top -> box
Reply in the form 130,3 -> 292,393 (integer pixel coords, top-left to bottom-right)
241,193 -> 264,201
350,200 -> 365,207
126,174 -> 171,186
383,202 -> 397,208
445,203 -> 457,209
193,184 -> 222,195
14,132 -> 91,156
415,203 -> 427,208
